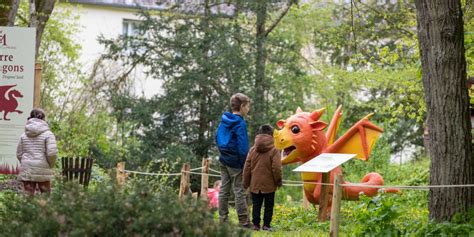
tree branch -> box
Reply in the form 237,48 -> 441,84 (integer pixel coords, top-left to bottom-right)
208,1 -> 232,9
7,0 -> 19,26
0,0 -> 19,26
357,0 -> 415,37
351,0 -> 358,54
264,0 -> 296,37
16,13 -> 29,25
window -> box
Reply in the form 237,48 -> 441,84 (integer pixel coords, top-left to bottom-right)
122,19 -> 141,36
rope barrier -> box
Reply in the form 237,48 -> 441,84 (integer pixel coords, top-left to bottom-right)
123,170 -> 474,190
282,183 -> 304,187
124,169 -> 222,177
282,179 -> 474,190
184,171 -> 221,177
208,168 -> 221,174
189,167 -> 204,171
123,170 -> 181,176
339,183 -> 474,190
283,180 -> 332,186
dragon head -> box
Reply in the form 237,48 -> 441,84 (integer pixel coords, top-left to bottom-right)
10,90 -> 23,98
273,107 -> 328,165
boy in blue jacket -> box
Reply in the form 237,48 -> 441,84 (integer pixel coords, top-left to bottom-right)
216,93 -> 251,228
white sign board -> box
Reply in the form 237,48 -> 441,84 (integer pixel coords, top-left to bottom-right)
293,153 -> 356,173
0,27 -> 35,174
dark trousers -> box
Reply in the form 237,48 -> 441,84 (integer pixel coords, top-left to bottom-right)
251,192 -> 275,227
22,181 -> 51,195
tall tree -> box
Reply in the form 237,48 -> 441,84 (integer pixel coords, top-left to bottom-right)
251,0 -> 296,134
101,4 -> 255,161
415,0 -> 473,221
28,0 -> 56,57
0,0 -> 56,59
285,1 -> 425,153
0,0 -> 19,26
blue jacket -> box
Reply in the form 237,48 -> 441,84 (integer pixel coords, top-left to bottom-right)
216,112 -> 249,169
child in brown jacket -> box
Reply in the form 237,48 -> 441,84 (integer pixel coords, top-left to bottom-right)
243,124 -> 282,231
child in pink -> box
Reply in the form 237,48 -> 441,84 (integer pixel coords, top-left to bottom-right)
207,180 -> 221,209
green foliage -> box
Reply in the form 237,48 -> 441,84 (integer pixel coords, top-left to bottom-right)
416,209 -> 474,236
469,88 -> 474,110
342,136 -> 430,187
272,204 -> 328,231
11,3 -> 121,166
0,181 -> 248,236
464,1 -> 474,78
127,143 -> 200,193
349,193 -> 402,236
99,2 -> 317,168
307,1 -> 417,68
343,190 -> 474,236
266,19 -> 315,125
101,8 -> 255,161
273,1 -> 425,153
97,0 -> 430,168
274,184 -> 301,205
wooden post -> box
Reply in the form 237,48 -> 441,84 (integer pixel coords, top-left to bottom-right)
34,63 -> 42,108
318,172 -> 330,222
330,174 -> 343,237
116,162 -> 127,186
179,163 -> 190,201
200,158 -> 209,201
302,187 -> 310,209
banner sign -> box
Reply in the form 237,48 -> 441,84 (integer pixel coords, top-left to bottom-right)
293,153 -> 356,173
0,27 -> 35,174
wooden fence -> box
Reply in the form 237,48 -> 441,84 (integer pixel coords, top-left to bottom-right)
61,157 -> 94,188
116,159 -> 212,202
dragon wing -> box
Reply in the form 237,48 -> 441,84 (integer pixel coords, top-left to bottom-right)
0,85 -> 16,102
326,113 -> 383,161
325,105 -> 343,145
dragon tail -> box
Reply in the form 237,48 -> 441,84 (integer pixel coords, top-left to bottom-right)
342,172 -> 399,200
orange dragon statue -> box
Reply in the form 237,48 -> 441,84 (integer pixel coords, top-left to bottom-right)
273,106 -> 398,207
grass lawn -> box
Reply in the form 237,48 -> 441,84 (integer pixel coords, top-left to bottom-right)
221,158 -> 433,236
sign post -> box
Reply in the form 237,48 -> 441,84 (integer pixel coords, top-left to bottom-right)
0,27 -> 36,174
34,62 -> 41,108
319,172 -> 330,221
293,153 -> 355,222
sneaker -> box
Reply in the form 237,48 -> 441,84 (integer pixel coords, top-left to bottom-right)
262,225 -> 273,231
241,223 -> 252,229
253,224 -> 260,231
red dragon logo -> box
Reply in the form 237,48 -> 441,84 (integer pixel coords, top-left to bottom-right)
0,85 -> 23,120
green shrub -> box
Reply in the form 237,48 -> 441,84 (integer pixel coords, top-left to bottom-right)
0,181 -> 248,237
415,209 -> 474,236
348,192 -> 402,236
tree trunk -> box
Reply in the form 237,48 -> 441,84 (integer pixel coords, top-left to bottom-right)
253,0 -> 268,136
0,0 -> 19,26
196,0 -> 212,158
28,0 -> 56,58
415,0 -> 473,221
252,0 -> 295,137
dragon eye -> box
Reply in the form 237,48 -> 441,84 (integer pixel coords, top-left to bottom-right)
291,125 -> 300,134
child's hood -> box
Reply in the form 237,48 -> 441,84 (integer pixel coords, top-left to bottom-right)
25,118 -> 50,137
254,134 -> 274,153
220,112 -> 243,129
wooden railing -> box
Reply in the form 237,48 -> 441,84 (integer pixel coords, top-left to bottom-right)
61,157 -> 94,188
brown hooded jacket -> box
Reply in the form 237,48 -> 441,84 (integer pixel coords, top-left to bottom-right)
243,134 -> 282,194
